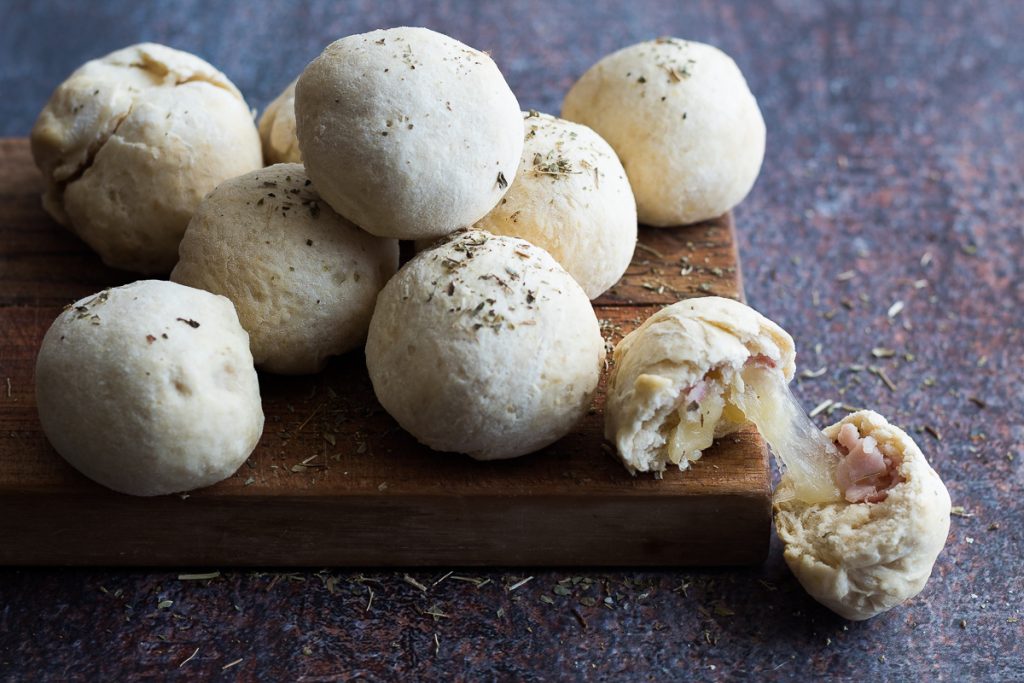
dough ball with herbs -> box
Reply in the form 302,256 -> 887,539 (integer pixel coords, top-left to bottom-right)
35,280 -> 264,496
474,111 -> 636,299
171,164 -> 399,374
259,79 -> 301,164
366,229 -> 605,459
562,38 -> 765,226
31,43 -> 263,273
295,27 -> 523,240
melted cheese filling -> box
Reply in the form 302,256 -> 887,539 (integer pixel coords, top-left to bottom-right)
666,382 -> 725,466
732,366 -> 841,504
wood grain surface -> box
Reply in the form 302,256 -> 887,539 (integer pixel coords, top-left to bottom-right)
0,137 -> 770,566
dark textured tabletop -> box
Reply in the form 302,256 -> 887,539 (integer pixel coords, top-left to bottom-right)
1,0 -> 1022,680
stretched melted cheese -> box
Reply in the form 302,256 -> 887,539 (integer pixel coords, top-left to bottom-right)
733,366 -> 841,504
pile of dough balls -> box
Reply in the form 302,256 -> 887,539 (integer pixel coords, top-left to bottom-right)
31,26 -> 947,626
35,27 -> 664,495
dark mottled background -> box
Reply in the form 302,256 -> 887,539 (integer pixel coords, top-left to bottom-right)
1,0 -> 1022,680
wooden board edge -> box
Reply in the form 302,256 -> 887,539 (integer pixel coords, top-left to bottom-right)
0,484 -> 771,567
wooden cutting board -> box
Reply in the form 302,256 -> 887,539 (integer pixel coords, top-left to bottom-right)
0,138 -> 770,566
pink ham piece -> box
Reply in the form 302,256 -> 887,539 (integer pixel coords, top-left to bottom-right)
685,381 -> 707,408
669,379 -> 708,414
746,353 -> 777,369
835,423 -> 898,503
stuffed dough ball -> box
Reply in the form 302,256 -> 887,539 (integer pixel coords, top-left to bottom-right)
604,296 -> 795,475
775,411 -> 951,620
474,111 -> 637,299
366,229 -> 605,460
562,38 -> 765,226
259,79 -> 301,164
35,280 -> 264,496
31,43 -> 263,274
171,164 -> 399,374
295,27 -> 523,240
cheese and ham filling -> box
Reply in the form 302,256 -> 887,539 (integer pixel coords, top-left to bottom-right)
662,356 -> 902,506
834,423 -> 901,503
665,380 -> 723,466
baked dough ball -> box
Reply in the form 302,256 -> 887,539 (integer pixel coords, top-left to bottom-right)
35,280 -> 264,496
31,43 -> 263,274
474,111 -> 637,299
295,27 -> 523,240
171,164 -> 399,374
604,296 -> 794,475
775,411 -> 951,620
258,79 -> 301,163
562,38 -> 765,226
366,229 -> 604,459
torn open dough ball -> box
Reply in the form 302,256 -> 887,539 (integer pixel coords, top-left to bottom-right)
295,27 -> 523,240
258,79 -> 301,163
604,296 -> 795,475
562,38 -> 765,226
366,229 -> 604,459
171,164 -> 398,374
474,111 -> 637,299
35,280 -> 264,496
31,43 -> 263,273
775,411 -> 951,620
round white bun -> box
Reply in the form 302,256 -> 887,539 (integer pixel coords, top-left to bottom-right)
258,79 -> 301,164
366,229 -> 605,459
35,280 -> 265,496
295,27 -> 523,240
171,164 -> 399,374
31,43 -> 263,273
562,38 -> 765,226
474,111 -> 637,299
775,410 -> 951,621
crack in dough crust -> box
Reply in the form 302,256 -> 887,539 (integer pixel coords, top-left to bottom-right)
31,43 -> 262,273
